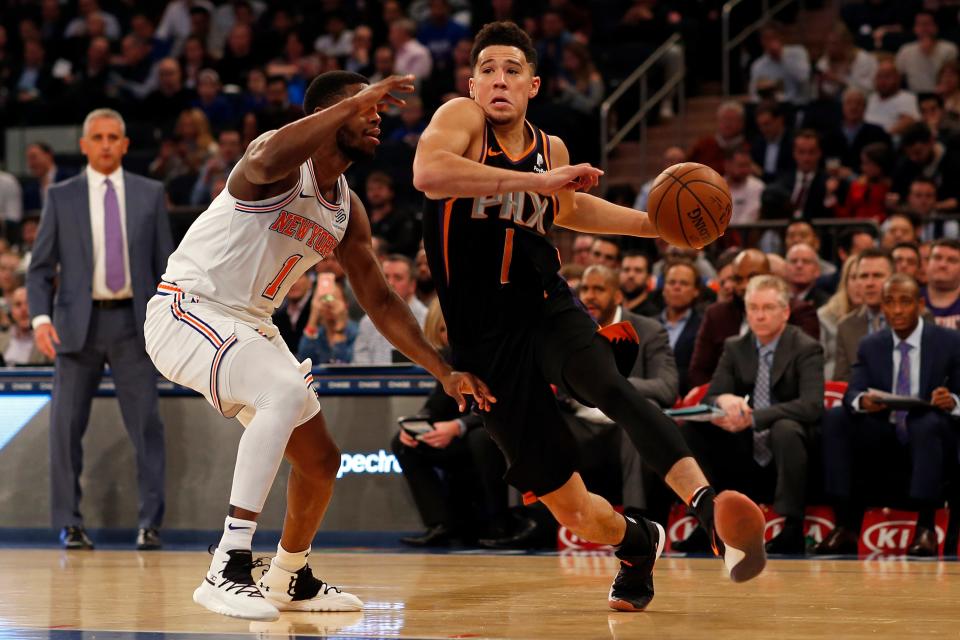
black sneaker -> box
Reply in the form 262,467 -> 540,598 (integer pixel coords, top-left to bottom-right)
136,527 -> 162,550
59,526 -> 94,550
608,519 -> 665,612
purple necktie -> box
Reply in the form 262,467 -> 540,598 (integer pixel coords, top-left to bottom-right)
894,341 -> 912,445
104,178 -> 125,292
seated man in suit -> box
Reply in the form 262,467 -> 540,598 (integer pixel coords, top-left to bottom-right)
689,248 -> 819,388
659,261 -> 703,397
682,275 -> 824,555
817,274 -> 960,556
751,101 -> 794,182
774,129 -> 829,219
570,264 -> 679,515
786,243 -> 830,309
823,87 -> 891,175
834,248 -> 894,382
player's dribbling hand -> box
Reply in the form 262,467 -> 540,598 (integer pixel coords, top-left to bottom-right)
536,164 -> 604,195
34,323 -> 60,360
351,74 -> 416,113
440,371 -> 497,412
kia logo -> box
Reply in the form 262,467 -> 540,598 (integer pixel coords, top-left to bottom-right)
862,521 -> 945,553
558,526 -> 612,551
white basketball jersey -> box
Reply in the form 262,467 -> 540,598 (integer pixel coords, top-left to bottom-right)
163,159 -> 351,320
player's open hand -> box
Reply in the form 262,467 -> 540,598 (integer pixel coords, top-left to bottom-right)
440,371 -> 497,412
352,74 -> 416,113
536,163 -> 604,195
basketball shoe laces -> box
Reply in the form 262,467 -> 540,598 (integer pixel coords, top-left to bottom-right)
207,545 -> 269,598
284,565 -> 343,601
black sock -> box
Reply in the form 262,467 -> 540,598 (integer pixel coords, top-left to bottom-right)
615,515 -> 652,560
689,486 -> 717,534
917,507 -> 936,531
783,516 -> 804,534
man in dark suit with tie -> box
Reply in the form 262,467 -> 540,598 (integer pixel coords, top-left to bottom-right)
659,261 -> 703,397
27,108 -> 174,550
816,274 -> 960,557
682,275 -> 824,554
773,129 -> 829,219
689,248 -> 819,389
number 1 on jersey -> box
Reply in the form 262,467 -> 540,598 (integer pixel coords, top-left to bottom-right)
263,254 -> 303,300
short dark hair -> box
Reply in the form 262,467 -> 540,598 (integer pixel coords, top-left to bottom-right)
837,226 -> 876,254
910,176 -> 938,191
303,71 -> 369,114
900,122 -> 933,148
857,246 -> 894,270
931,238 -> 960,254
621,249 -> 649,268
861,141 -> 893,174
918,92 -> 944,108
794,128 -> 821,147
665,260 -> 701,287
593,235 -> 622,257
28,141 -> 54,156
755,100 -> 785,120
471,21 -> 537,72
383,254 -> 415,278
892,241 -> 921,259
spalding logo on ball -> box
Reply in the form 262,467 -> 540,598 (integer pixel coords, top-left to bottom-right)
647,162 -> 732,250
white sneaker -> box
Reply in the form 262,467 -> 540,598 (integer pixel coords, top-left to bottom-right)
193,547 -> 279,621
258,560 -> 363,612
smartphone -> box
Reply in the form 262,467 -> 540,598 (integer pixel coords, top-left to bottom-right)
315,273 -> 337,299
398,417 -> 435,439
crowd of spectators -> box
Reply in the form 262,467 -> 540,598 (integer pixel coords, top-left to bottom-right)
2,0 -> 959,555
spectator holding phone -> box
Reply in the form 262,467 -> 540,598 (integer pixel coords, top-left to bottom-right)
296,274 -> 358,364
391,298 -> 508,547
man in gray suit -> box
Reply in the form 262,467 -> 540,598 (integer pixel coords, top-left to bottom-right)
27,108 -> 174,550
682,275 -> 824,554
833,248 -> 893,382
572,264 -> 679,513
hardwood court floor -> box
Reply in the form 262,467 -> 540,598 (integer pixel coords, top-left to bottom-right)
0,549 -> 958,639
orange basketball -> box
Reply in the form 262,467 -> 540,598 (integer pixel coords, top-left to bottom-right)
647,162 -> 732,250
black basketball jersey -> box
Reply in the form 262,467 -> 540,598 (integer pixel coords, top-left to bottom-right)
422,120 -> 563,347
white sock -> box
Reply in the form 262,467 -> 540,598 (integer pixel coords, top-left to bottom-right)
218,516 -> 257,553
273,543 -> 310,573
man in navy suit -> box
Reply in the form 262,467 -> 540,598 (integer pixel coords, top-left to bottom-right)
27,109 -> 174,550
816,274 -> 960,556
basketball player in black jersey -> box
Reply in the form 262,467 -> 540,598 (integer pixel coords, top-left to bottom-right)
414,22 -> 767,611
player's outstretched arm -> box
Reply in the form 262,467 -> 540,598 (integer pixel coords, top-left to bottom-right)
238,75 -> 416,187
413,98 -> 601,199
336,192 -> 495,411
551,136 -> 658,238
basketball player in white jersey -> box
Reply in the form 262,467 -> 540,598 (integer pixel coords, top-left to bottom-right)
144,71 -> 494,622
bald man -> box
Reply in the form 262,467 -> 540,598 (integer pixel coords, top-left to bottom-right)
688,249 -> 820,388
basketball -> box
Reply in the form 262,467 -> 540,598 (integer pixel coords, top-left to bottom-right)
647,162 -> 732,250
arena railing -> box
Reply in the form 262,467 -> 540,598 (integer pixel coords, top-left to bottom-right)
722,0 -> 801,96
599,33 -> 685,195
712,217 -> 882,262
